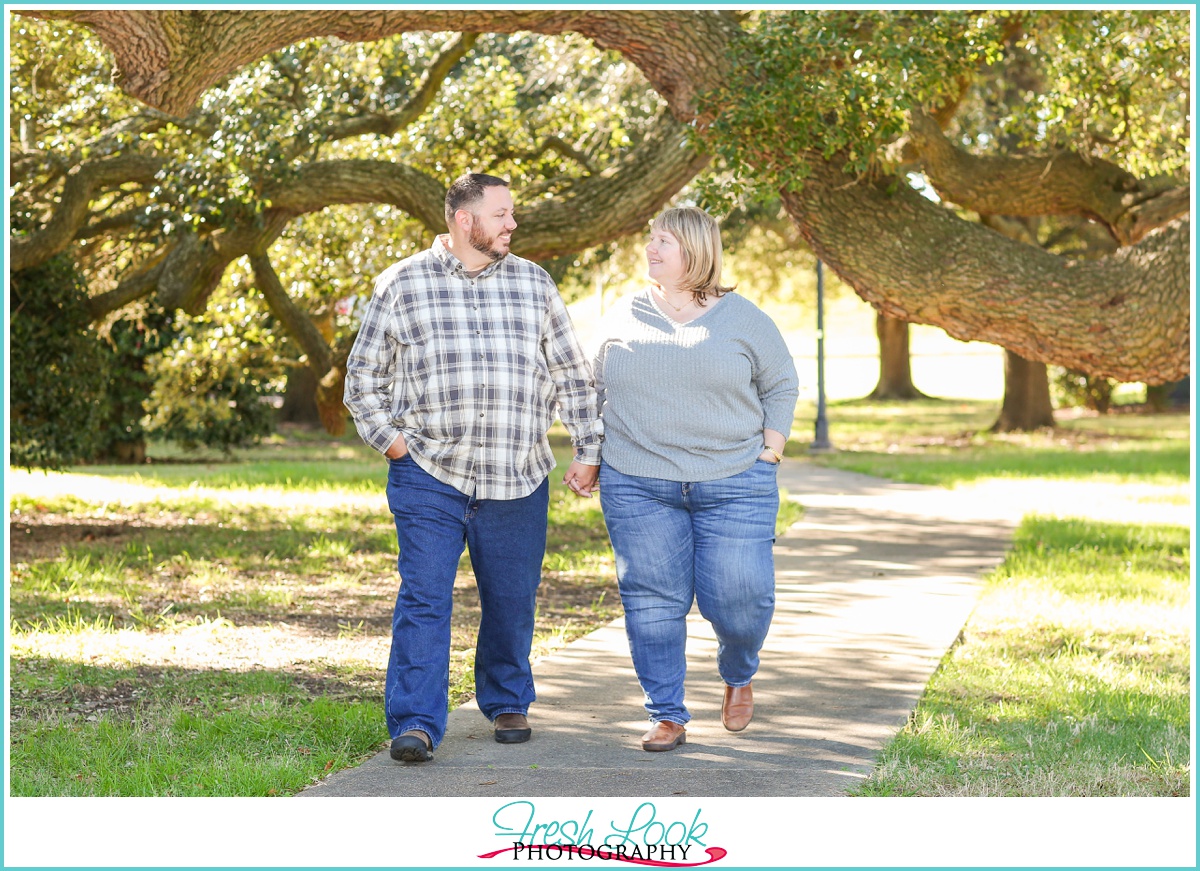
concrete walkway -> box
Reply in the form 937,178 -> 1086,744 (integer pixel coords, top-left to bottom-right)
299,462 -> 1020,798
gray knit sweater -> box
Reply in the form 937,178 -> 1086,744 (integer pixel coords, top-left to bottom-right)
593,289 -> 800,482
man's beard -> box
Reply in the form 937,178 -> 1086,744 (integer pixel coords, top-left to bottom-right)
469,221 -> 508,262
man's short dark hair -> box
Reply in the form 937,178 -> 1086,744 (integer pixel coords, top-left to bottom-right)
445,173 -> 510,227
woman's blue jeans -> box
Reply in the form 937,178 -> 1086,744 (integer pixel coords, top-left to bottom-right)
599,460 -> 779,726
384,455 -> 548,748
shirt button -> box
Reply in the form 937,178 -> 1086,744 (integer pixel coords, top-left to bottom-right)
479,413 -> 485,418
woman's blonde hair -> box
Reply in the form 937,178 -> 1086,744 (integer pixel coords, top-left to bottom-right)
651,206 -> 735,304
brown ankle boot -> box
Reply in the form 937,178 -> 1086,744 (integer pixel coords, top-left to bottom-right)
722,683 -> 753,732
640,720 -> 686,752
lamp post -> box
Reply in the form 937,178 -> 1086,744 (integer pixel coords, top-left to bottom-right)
810,258 -> 834,453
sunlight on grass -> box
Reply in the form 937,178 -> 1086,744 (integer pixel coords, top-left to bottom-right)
856,516 -> 1191,797
11,415 -> 1189,797
790,399 -> 1190,487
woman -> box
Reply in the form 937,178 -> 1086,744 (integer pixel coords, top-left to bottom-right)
593,206 -> 799,752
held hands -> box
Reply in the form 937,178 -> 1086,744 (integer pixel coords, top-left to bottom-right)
563,460 -> 599,498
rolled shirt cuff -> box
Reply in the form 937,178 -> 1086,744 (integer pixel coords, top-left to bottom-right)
574,442 -> 601,465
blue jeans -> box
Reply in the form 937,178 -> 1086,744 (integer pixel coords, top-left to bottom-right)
599,460 -> 779,725
384,456 -> 548,747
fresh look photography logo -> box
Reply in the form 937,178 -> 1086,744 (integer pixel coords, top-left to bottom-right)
479,801 -> 727,865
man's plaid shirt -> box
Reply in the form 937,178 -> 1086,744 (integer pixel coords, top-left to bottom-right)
344,235 -> 602,500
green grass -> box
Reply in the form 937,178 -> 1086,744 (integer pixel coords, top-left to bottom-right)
790,399 -> 1190,486
8,436 -> 628,796
776,489 -> 804,535
62,459 -> 383,493
8,658 -> 383,796
11,408 -> 1189,797
855,516 -> 1191,796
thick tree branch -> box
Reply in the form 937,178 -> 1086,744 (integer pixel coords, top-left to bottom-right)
22,10 -> 739,120
249,252 -> 333,375
266,111 -> 708,258
906,111 -> 1190,246
1114,185 -> 1192,247
249,252 -> 349,434
265,161 -> 447,229
10,153 -> 161,271
84,257 -> 166,320
155,210 -> 295,314
21,9 -> 1189,381
782,157 -> 1190,383
513,114 -> 710,258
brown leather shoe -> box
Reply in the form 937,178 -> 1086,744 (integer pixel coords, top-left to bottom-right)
493,713 -> 532,744
722,683 -> 754,732
641,720 -> 686,752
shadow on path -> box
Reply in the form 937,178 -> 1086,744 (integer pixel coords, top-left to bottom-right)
299,463 -> 1013,797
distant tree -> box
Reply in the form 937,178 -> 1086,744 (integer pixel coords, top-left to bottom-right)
866,315 -> 928,401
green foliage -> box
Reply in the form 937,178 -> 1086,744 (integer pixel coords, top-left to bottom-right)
696,10 -> 1188,209
9,258 -> 184,467
144,291 -> 282,452
697,10 -> 1005,205
553,195 -> 828,309
12,21 -> 672,450
979,11 -> 1191,178
9,256 -> 113,469
1051,367 -> 1117,414
96,311 -> 178,459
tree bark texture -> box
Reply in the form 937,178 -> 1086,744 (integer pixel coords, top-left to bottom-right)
782,163 -> 1190,384
21,9 -> 1192,383
263,113 -> 709,260
867,313 -> 927,400
249,253 -> 333,375
905,112 -> 1189,247
27,10 -> 740,120
991,351 -> 1055,432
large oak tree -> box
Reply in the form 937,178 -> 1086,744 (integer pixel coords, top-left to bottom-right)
16,9 -> 1191,392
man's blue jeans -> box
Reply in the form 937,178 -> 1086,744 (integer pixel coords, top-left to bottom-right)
599,460 -> 779,726
384,455 -> 548,748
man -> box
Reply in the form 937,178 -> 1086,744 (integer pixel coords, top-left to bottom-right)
344,173 -> 600,763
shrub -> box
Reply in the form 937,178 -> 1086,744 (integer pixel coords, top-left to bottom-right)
145,301 -> 281,453
1051,367 -> 1116,413
9,256 -> 113,468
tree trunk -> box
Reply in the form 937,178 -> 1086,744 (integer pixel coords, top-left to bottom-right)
108,437 -> 147,465
867,313 -> 927,400
278,365 -> 322,426
991,350 -> 1055,432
